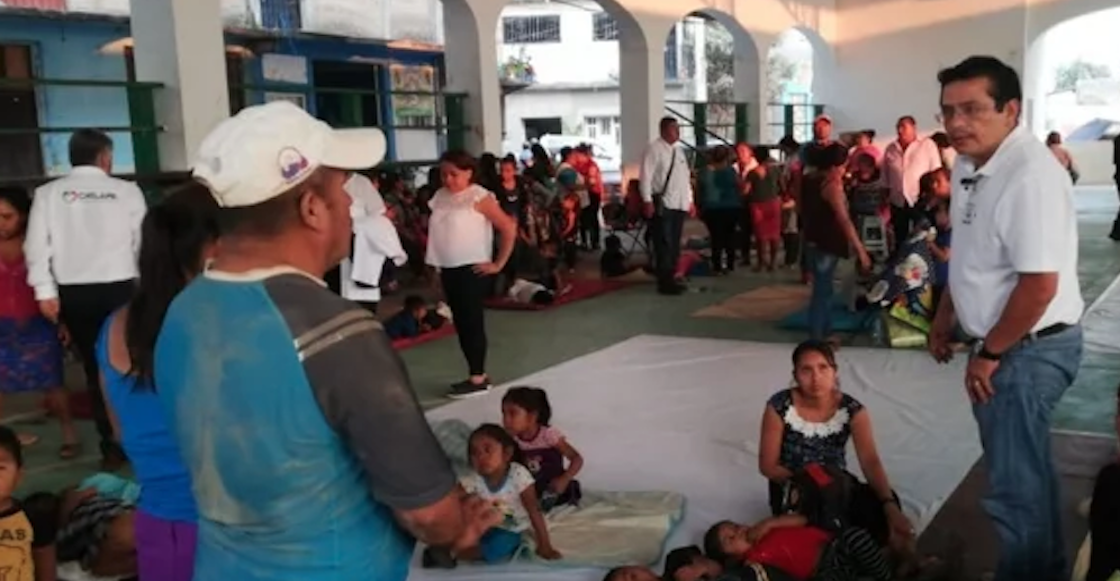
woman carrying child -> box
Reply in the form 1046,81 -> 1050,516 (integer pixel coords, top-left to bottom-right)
97,183 -> 217,581
501,387 -> 584,509
758,341 -> 917,568
427,150 -> 519,399
0,187 -> 79,454
424,424 -> 560,567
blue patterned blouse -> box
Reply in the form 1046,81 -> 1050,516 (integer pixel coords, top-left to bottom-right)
768,389 -> 865,471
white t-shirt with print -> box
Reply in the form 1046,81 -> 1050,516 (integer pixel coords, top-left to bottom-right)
460,463 -> 535,532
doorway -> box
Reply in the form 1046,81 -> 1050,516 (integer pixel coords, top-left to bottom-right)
312,60 -> 380,128
523,117 -> 562,140
0,44 -> 44,180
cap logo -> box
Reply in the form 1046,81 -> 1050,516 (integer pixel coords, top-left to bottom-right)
278,147 -> 311,183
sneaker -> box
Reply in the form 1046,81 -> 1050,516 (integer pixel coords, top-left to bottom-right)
448,379 -> 492,399
422,546 -> 457,569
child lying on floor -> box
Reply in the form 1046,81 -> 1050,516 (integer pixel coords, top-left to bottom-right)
704,517 -> 890,581
423,424 -> 560,569
382,295 -> 449,340
501,387 -> 584,510
602,545 -> 794,581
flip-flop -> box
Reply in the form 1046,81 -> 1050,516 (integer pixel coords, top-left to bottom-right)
58,443 -> 81,460
17,433 -> 39,447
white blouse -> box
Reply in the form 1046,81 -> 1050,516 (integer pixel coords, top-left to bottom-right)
425,184 -> 494,269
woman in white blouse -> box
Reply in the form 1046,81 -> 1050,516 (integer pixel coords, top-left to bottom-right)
426,150 -> 518,399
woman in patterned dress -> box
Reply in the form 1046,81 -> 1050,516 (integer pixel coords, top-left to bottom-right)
0,187 -> 79,455
758,340 -> 914,554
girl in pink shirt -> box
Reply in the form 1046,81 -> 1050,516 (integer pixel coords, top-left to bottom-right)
501,387 -> 584,510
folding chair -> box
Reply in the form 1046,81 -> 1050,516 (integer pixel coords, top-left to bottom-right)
602,202 -> 649,259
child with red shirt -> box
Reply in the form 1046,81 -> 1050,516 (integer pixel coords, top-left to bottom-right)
704,517 -> 891,581
0,188 -> 78,455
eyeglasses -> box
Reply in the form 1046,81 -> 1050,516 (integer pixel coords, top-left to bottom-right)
936,103 -> 996,123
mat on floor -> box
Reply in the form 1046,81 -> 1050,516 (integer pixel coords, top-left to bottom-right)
777,297 -> 875,333
484,279 -> 632,311
391,324 -> 456,350
1053,270 -> 1120,435
411,335 -> 980,581
692,285 -> 809,321
429,419 -> 684,568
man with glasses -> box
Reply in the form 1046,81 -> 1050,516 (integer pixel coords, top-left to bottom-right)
929,56 -> 1083,581
882,116 -> 942,247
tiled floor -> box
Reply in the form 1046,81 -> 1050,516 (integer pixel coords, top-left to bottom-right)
7,186 -> 1119,580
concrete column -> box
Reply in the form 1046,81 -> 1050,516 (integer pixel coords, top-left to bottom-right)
443,0 -> 503,154
131,0 -> 230,171
618,42 -> 664,166
731,33 -> 764,144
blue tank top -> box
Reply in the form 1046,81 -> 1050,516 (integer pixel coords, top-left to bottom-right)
96,311 -> 197,523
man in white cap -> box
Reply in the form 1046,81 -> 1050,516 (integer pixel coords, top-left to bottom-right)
153,101 -> 496,580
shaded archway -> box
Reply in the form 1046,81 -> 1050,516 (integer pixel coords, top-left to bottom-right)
765,28 -> 817,143
1024,6 -> 1120,186
676,7 -> 763,143
492,0 -> 654,164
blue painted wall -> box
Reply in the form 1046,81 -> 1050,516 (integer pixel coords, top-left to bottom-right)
0,16 -> 134,174
0,14 -> 445,172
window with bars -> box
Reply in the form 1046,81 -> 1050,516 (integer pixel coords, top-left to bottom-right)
261,0 -> 302,31
592,12 -> 618,41
584,115 -> 621,146
502,15 -> 562,44
664,25 -> 678,81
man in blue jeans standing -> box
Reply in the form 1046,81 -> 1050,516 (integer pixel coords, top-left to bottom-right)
930,56 -> 1084,581
640,117 -> 694,295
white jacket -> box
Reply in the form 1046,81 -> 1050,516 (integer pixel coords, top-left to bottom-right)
24,166 -> 146,300
639,138 -> 693,211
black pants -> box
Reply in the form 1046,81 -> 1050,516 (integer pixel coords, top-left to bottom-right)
783,232 -> 801,266
890,204 -> 915,249
1088,462 -> 1120,581
440,266 -> 488,377
651,209 -> 687,289
58,280 -> 135,459
738,205 -> 754,263
768,478 -> 895,547
1111,177 -> 1120,240
579,199 -> 601,250
704,209 -> 738,272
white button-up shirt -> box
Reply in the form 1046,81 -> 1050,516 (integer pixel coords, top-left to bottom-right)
24,166 -> 146,300
882,137 -> 942,207
948,126 -> 1084,338
639,138 -> 693,211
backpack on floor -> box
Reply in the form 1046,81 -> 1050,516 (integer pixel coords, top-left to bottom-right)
777,463 -> 858,532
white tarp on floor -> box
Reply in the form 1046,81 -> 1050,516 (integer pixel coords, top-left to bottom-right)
1082,273 -> 1120,355
411,335 -> 980,581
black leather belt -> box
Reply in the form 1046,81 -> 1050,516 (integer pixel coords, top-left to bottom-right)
1026,322 -> 1073,342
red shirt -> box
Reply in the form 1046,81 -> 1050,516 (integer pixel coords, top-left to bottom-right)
0,253 -> 38,320
744,526 -> 833,580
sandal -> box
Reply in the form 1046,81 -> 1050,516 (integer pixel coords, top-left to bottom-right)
17,433 -> 39,447
58,443 -> 81,460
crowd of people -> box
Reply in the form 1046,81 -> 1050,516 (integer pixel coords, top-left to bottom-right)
0,53 -> 1113,581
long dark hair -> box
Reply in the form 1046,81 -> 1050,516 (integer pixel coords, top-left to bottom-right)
0,187 -> 31,237
126,182 -> 219,385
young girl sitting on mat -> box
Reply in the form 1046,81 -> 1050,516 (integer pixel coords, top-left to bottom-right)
501,387 -> 584,510
426,424 -> 560,566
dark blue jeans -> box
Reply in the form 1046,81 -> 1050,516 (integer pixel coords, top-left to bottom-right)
807,245 -> 840,340
651,209 -> 687,288
973,325 -> 1082,581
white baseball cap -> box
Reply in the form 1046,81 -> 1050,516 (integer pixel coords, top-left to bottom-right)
192,101 -> 387,208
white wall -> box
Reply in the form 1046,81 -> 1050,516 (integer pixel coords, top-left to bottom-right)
503,84 -> 689,146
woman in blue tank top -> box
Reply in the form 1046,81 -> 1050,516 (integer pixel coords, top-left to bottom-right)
96,183 -> 219,581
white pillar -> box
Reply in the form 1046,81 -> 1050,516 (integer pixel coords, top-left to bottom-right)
731,35 -> 763,143
618,42 -> 664,166
444,0 -> 503,154
131,0 -> 230,171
